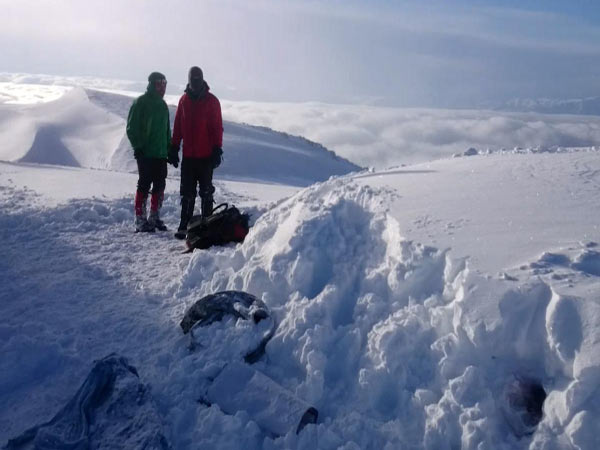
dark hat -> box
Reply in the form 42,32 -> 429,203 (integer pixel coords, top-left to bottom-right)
188,66 -> 203,85
148,72 -> 166,83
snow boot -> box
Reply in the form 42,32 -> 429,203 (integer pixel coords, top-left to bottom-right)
148,212 -> 167,231
134,190 -> 155,232
149,191 -> 167,231
201,194 -> 214,218
135,216 -> 155,233
175,196 -> 195,240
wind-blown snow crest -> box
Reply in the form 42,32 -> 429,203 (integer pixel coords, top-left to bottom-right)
0,87 -> 123,167
168,177 -> 600,449
0,85 -> 360,185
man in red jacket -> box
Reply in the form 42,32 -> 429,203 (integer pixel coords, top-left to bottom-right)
169,66 -> 223,239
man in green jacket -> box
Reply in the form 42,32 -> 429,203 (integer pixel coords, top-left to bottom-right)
126,72 -> 172,232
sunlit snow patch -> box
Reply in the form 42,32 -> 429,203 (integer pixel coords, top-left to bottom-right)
0,82 -> 72,105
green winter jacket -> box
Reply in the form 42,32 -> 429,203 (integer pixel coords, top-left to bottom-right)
126,88 -> 171,159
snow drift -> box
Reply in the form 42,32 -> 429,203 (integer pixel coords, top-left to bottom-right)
0,87 -> 123,168
172,178 -> 600,449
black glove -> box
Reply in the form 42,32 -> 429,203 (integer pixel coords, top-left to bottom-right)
134,147 -> 143,159
211,146 -> 223,169
168,146 -> 180,168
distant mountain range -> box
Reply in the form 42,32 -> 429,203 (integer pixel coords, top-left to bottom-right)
501,97 -> 600,116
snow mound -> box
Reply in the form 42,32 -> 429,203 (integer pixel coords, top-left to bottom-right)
168,176 -> 600,448
0,87 -> 123,167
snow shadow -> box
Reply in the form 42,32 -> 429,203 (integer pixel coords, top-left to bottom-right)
0,187 -> 175,444
18,125 -> 79,167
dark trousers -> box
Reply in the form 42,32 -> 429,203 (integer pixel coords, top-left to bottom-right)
136,157 -> 167,195
180,157 -> 214,199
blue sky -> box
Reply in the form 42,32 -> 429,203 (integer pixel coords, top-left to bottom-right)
1,0 -> 599,108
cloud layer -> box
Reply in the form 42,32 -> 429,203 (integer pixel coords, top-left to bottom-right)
222,101 -> 600,168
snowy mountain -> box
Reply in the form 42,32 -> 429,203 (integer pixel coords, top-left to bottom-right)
1,83 -> 600,450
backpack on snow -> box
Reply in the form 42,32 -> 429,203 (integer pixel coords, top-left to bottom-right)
185,203 -> 250,252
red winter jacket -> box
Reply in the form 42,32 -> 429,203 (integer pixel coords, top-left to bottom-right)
172,90 -> 223,159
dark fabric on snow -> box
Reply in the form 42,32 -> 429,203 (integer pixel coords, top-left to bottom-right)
4,354 -> 170,450
180,291 -> 269,333
184,204 -> 250,252
180,290 -> 273,363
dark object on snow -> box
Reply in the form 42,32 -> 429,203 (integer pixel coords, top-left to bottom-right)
180,293 -> 317,436
4,354 -> 170,450
185,203 -> 250,252
207,362 -> 318,437
502,376 -> 547,437
180,290 -> 274,363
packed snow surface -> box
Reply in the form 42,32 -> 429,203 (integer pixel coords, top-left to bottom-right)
1,83 -> 600,449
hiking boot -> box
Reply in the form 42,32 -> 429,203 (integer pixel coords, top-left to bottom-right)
148,211 -> 167,231
175,196 -> 194,239
135,216 -> 155,233
174,227 -> 187,240
154,219 -> 167,231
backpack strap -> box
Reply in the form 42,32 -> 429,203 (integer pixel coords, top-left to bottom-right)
212,203 -> 228,215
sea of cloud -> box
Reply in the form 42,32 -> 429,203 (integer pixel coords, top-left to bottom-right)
221,101 -> 600,169
2,72 -> 599,170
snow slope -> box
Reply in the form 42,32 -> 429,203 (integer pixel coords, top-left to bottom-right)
0,84 -> 360,186
356,149 -> 600,274
1,84 -> 600,449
